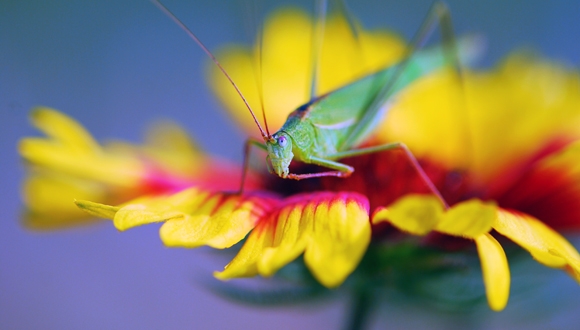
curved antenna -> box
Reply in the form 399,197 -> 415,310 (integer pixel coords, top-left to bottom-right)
253,15 -> 271,138
151,0 -> 269,140
242,0 -> 271,138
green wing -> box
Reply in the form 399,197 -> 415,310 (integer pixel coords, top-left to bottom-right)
340,37 -> 483,150
303,37 -> 482,152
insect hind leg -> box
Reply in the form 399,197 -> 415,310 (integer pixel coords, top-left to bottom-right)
331,143 -> 449,209
340,1 -> 469,151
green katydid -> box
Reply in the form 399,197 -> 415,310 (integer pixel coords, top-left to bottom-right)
153,1 -> 478,207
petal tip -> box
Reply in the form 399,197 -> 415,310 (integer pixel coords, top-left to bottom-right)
75,199 -> 118,220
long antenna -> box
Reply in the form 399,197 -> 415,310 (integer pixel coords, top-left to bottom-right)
246,0 -> 271,139
308,0 -> 328,100
151,0 -> 269,139
254,27 -> 272,138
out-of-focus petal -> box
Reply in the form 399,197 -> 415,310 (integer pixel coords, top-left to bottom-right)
28,107 -> 100,152
475,233 -> 510,311
107,121 -> 204,178
22,174 -> 108,229
494,210 -> 580,280
492,141 -> 580,230
20,109 -> 145,187
208,8 -> 405,136
20,108 -> 255,229
378,69 -> 470,170
216,192 -> 371,288
379,55 -> 580,181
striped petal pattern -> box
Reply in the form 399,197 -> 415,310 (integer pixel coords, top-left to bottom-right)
216,192 -> 371,288
77,188 -> 278,249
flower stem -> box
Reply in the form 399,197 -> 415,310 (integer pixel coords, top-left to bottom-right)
344,287 -> 374,330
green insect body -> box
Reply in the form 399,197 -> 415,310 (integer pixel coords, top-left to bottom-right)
262,40 -> 476,181
154,0 -> 473,205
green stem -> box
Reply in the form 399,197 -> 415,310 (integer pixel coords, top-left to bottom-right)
344,287 -> 374,330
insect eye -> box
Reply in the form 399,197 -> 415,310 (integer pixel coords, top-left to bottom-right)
277,135 -> 287,147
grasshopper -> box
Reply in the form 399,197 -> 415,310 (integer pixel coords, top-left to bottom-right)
154,1 -> 478,207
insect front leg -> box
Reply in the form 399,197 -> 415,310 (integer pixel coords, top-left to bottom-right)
331,143 -> 449,209
238,138 -> 267,194
286,156 -> 354,180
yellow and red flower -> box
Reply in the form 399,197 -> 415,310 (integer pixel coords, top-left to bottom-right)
19,8 -> 580,312
19,107 -> 251,229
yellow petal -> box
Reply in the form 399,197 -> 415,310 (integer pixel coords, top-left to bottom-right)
475,233 -> 510,311
214,224 -> 272,280
372,194 -> 443,235
112,189 -> 202,230
494,210 -> 580,280
216,192 -> 371,288
160,193 -> 275,249
20,137 -> 144,187
217,202 -> 313,280
76,188 -> 277,249
22,212 -> 104,231
377,69 -> 470,170
22,174 -> 108,230
29,107 -> 100,152
538,140 -> 580,177
525,217 -> 580,282
208,8 -> 404,136
75,200 -> 119,220
304,194 -> 370,288
378,55 -> 580,181
23,174 -> 106,217
106,121 -> 205,177
20,109 -> 146,187
435,199 -> 496,238
258,203 -> 312,276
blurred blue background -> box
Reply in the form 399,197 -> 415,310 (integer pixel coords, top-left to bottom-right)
1,1 -> 579,329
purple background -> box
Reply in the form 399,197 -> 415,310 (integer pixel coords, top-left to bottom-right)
1,1 -> 579,329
